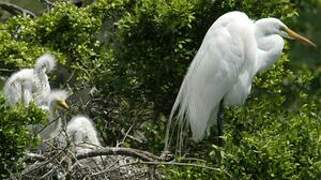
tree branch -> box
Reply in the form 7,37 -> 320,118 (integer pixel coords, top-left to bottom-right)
76,147 -> 163,162
140,161 -> 220,171
0,2 -> 36,17
39,0 -> 55,8
25,153 -> 46,161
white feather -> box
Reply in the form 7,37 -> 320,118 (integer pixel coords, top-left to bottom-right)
34,53 -> 56,73
66,116 -> 101,146
66,115 -> 101,157
37,90 -> 69,141
64,116 -> 103,167
3,69 -> 34,105
33,53 -> 56,106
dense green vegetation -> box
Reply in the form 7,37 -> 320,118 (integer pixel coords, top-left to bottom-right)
0,0 -> 320,179
0,95 -> 46,178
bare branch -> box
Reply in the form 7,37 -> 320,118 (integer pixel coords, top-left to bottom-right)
25,152 -> 46,161
39,0 -> 55,8
140,161 -> 224,172
91,160 -> 139,177
0,2 -> 36,17
0,68 -> 16,72
76,147 -> 163,162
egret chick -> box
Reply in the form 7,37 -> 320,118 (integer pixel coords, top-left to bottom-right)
37,90 -> 69,141
32,53 -> 56,106
3,53 -> 56,106
66,116 -> 101,153
4,69 -> 33,106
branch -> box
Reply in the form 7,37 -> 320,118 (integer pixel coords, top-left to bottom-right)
76,147 -> 163,162
91,160 -> 139,177
39,0 -> 55,8
0,2 -> 36,17
140,161 -> 221,171
0,68 -> 16,72
25,153 -> 46,161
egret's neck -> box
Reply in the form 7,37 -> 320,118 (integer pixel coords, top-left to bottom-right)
43,104 -> 62,139
254,20 -> 284,73
49,104 -> 57,120
35,69 -> 47,81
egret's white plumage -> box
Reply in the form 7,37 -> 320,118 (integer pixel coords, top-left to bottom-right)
32,53 -> 56,106
37,90 -> 69,141
66,115 -> 101,149
34,53 -> 56,73
65,116 -> 103,168
165,11 -> 316,147
4,69 -> 33,105
3,53 -> 56,106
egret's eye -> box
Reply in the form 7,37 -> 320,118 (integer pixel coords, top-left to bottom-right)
280,30 -> 292,39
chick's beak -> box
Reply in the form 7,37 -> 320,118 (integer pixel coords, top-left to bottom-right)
57,100 -> 69,110
285,27 -> 316,47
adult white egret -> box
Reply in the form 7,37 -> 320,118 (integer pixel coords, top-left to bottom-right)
164,11 -> 316,149
3,53 -> 56,106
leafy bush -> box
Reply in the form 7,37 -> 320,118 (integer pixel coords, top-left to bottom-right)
0,93 -> 47,178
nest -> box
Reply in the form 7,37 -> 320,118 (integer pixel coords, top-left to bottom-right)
17,133 -> 163,180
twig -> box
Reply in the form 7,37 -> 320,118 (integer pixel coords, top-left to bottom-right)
0,68 -> 16,72
141,161 -> 232,177
39,167 -> 56,180
118,124 -> 134,146
22,147 -> 66,175
139,161 -> 223,172
39,0 -> 55,8
91,160 -> 139,177
25,152 -> 46,161
0,2 -> 35,17
76,147 -> 163,162
66,70 -> 75,83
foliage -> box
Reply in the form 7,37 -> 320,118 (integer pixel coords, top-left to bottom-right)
0,93 -> 47,178
0,0 -> 320,179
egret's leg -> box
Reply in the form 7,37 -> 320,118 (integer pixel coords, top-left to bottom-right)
217,99 -> 224,136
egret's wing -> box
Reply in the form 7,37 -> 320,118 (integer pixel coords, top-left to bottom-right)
166,22 -> 247,149
224,70 -> 253,106
3,69 -> 34,105
187,27 -> 244,141
32,73 -> 51,106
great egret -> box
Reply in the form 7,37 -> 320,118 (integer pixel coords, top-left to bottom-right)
35,90 -> 69,141
3,53 -> 56,106
66,115 -> 102,166
3,70 -> 33,106
164,11 -> 316,149
32,54 -> 56,106
66,115 -> 102,153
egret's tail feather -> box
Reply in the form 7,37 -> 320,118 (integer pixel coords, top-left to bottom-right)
164,79 -> 189,154
34,53 -> 56,73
